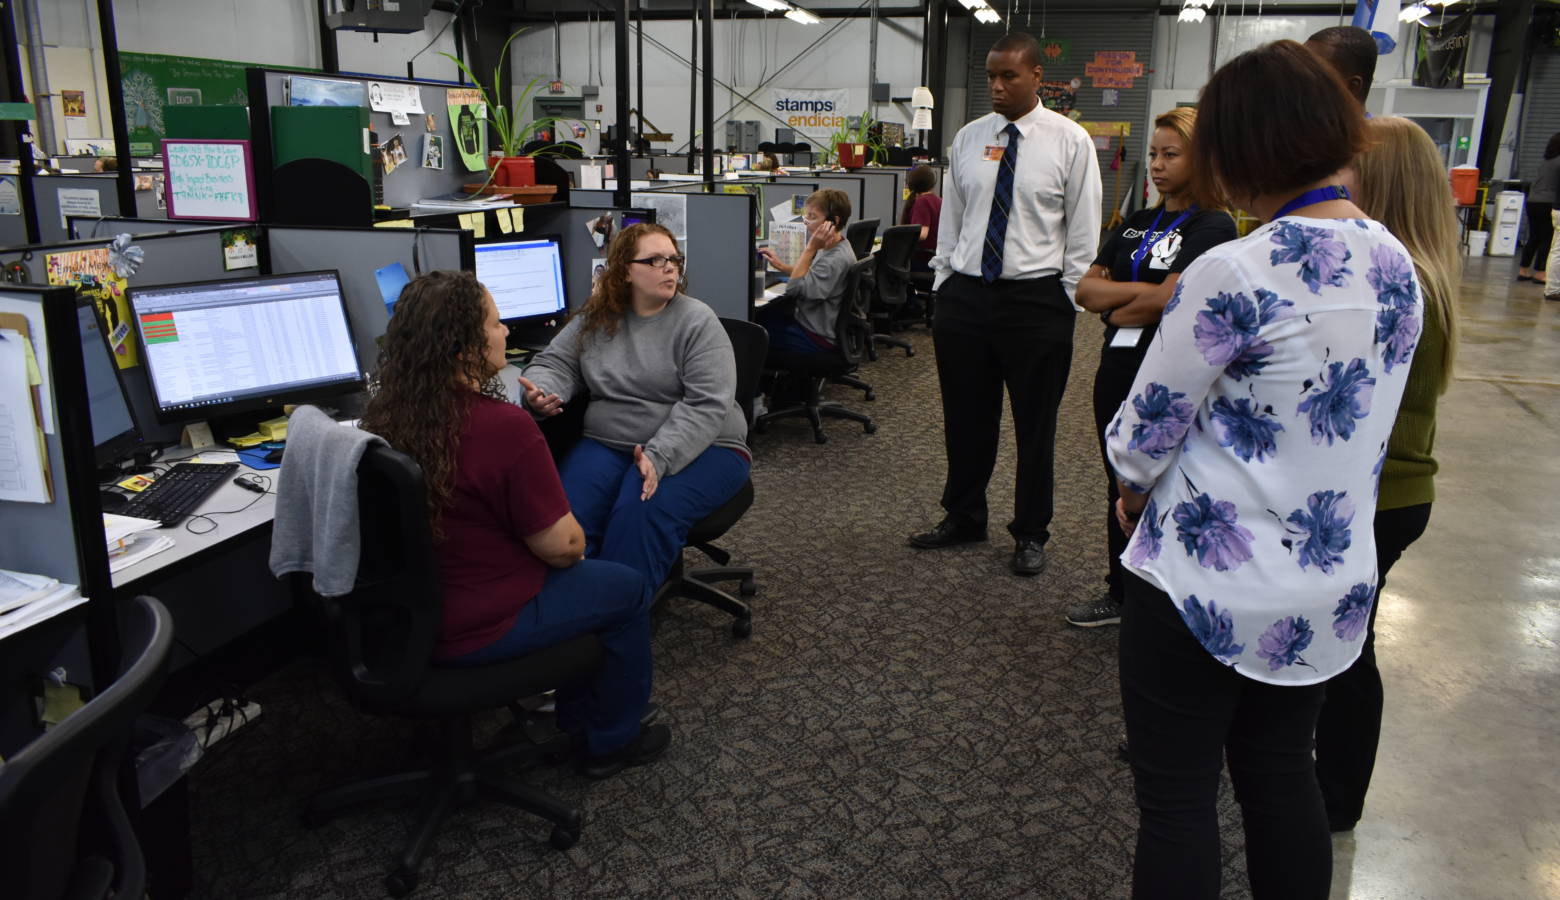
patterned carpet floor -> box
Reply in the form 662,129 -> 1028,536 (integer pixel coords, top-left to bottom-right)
187,318 -> 1257,898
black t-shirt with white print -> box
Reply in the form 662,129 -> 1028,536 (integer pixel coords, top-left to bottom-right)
1093,205 -> 1238,352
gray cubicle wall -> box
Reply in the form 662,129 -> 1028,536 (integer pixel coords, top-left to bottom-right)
0,175 -> 28,249
1,228 -> 261,445
254,69 -> 475,211
31,175 -> 121,244
848,169 -> 901,235
570,188 -> 755,322
266,225 -> 471,378
69,216 -> 229,240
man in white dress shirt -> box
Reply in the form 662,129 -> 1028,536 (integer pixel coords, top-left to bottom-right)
908,32 -> 1102,577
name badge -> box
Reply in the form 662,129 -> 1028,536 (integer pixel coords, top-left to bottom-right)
1109,327 -> 1146,349
982,145 -> 1005,162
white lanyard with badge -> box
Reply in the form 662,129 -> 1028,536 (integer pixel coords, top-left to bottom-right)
1109,205 -> 1198,349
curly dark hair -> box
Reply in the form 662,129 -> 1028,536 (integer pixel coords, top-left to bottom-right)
1546,132 -> 1560,161
573,222 -> 684,346
360,270 -> 505,536
901,165 -> 937,225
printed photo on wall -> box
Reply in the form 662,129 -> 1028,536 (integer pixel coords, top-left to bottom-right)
421,134 -> 445,170
61,90 -> 86,117
380,134 -> 407,175
221,228 -> 258,271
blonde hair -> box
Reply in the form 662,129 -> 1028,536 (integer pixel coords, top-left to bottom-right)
1351,116 -> 1460,393
1153,106 -> 1227,212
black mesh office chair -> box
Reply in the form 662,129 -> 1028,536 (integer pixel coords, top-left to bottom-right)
652,318 -> 766,638
756,258 -> 878,444
867,224 -> 919,359
299,444 -> 604,897
845,218 -> 879,260
0,595 -> 172,900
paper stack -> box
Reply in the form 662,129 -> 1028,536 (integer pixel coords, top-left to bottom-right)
0,569 -> 85,641
105,513 -> 175,573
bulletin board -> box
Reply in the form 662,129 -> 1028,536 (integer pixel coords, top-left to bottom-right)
162,139 -> 258,221
120,52 -> 315,156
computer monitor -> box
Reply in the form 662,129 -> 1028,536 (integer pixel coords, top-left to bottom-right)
78,298 -> 141,465
128,271 -> 364,424
473,236 -> 568,322
776,128 -> 797,144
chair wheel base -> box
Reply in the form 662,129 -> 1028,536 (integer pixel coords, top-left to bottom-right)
813,431 -> 828,444
300,808 -> 329,830
863,422 -> 878,435
864,390 -> 876,401
386,868 -> 419,898
905,347 -> 915,358
550,826 -> 581,851
732,617 -> 753,638
739,577 -> 757,597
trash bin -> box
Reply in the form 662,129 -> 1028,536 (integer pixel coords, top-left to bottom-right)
1466,229 -> 1489,257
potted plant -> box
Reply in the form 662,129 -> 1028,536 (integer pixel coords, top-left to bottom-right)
826,112 -> 888,169
441,29 -> 567,189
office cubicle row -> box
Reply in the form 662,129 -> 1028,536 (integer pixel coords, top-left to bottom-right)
0,224 -> 473,444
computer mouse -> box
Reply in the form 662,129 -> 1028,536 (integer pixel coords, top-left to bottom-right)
264,448 -> 285,463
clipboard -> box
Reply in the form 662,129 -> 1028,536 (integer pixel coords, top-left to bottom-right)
0,312 -> 54,502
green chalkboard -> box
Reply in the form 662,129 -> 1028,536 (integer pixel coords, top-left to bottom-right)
119,52 -> 315,156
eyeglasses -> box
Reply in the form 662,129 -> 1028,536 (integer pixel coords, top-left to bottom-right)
630,255 -> 686,271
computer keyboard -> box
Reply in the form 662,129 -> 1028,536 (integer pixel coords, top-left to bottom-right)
120,462 -> 239,527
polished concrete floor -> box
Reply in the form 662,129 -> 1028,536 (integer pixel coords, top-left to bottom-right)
1328,256 -> 1560,899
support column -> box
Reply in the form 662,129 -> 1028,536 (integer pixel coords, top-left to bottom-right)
96,0 -> 137,217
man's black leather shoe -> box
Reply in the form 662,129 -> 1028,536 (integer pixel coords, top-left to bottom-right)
1011,539 -> 1046,576
907,517 -> 988,549
577,724 -> 672,780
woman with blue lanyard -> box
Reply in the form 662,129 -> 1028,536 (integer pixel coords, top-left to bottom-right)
1106,41 -> 1422,898
1065,106 -> 1237,629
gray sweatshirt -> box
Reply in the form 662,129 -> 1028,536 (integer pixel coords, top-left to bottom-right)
784,239 -> 857,339
522,294 -> 748,477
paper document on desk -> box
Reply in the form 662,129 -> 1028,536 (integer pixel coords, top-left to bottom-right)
104,513 -> 163,550
0,568 -> 59,615
109,534 -> 176,573
0,582 -> 84,641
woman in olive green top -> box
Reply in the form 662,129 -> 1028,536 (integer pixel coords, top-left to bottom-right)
1314,116 -> 1462,833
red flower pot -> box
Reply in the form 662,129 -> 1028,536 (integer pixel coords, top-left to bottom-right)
836,142 -> 867,169
491,156 -> 537,187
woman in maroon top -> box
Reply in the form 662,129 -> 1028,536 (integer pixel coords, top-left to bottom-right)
901,164 -> 943,271
361,270 -> 670,779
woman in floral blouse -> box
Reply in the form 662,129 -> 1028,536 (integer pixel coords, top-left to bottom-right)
1104,42 -> 1423,899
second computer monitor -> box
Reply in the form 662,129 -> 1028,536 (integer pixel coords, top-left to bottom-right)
78,298 -> 141,465
128,270 -> 364,423
473,236 -> 567,322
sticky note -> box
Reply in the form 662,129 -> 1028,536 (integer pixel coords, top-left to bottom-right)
510,207 -> 523,231
496,207 -> 514,234
375,218 -> 414,229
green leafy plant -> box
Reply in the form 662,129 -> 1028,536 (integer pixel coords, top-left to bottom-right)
824,111 -> 888,166
439,29 -> 568,160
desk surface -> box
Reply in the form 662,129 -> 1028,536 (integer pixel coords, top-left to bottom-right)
111,452 -> 278,589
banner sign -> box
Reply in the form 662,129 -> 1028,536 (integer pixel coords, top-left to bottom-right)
769,88 -> 850,139
1413,13 -> 1472,89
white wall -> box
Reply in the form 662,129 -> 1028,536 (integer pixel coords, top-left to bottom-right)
508,15 -> 926,150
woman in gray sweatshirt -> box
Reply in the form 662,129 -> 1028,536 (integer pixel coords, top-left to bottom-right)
520,223 -> 751,604
756,188 -> 858,354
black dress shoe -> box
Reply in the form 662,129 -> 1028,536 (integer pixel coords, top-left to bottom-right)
577,723 -> 672,780
908,517 -> 988,549
1011,539 -> 1046,576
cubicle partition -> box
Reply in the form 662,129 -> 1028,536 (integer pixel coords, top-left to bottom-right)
265,225 -> 472,377
0,178 -> 28,249
247,67 -> 482,220
31,174 -> 122,244
570,187 -> 756,321
69,215 -> 229,240
520,203 -> 652,317
848,169 -> 902,235
1,228 -> 262,445
0,285 -> 121,721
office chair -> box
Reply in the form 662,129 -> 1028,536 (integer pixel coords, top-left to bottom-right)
0,595 -> 173,900
300,444 -> 604,897
652,318 -> 766,637
866,224 -> 919,359
756,258 -> 878,444
845,218 -> 879,260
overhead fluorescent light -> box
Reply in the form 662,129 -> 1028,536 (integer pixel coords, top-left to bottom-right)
746,0 -> 792,11
1177,8 -> 1206,21
973,7 -> 1002,24
956,0 -> 985,9
1399,3 -> 1431,22
784,7 -> 821,24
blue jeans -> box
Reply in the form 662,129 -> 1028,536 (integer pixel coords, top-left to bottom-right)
558,438 -> 750,604
756,304 -> 834,355
445,558 -> 649,757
